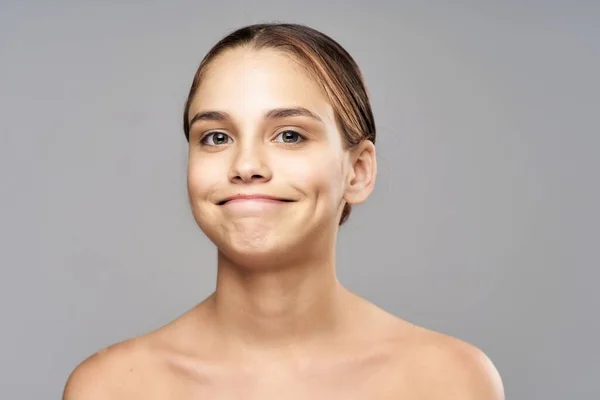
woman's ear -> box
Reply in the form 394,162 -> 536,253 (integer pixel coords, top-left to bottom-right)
344,140 -> 377,205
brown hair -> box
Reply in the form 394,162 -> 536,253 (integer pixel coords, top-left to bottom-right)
182,23 -> 376,225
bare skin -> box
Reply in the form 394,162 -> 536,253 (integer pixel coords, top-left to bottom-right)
63,46 -> 504,399
64,290 -> 503,399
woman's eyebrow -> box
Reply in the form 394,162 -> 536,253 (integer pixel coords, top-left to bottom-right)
188,110 -> 231,127
188,107 -> 323,128
264,107 -> 323,123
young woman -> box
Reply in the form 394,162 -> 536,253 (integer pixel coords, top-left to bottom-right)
64,23 -> 504,399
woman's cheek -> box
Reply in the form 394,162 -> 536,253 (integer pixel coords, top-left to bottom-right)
282,152 -> 344,199
188,157 -> 222,193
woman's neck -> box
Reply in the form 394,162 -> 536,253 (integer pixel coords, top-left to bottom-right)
206,250 -> 356,358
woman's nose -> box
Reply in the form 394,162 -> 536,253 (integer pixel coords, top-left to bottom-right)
228,143 -> 272,184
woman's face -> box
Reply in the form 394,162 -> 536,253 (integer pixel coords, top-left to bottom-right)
186,47 -> 353,265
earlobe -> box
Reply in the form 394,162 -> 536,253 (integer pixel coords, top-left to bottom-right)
344,141 -> 377,205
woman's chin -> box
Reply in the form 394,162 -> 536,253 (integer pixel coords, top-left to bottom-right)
202,217 -> 334,270
216,237 -> 306,270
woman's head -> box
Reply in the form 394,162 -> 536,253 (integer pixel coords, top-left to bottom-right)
183,24 -> 377,265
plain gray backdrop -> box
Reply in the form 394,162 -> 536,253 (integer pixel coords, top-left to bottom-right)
1,1 -> 598,398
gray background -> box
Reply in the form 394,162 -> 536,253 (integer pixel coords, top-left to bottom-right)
1,1 -> 598,398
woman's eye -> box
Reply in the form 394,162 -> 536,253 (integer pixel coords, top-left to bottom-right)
274,130 -> 305,144
201,132 -> 232,146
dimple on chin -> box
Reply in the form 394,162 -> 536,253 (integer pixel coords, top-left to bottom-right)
216,220 -> 300,265
228,219 -> 274,248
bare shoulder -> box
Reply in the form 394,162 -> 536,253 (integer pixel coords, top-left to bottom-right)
62,337 -> 154,400
391,324 -> 505,400
62,306 -> 212,400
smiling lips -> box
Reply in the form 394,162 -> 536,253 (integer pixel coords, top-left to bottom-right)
217,194 -> 294,213
218,194 -> 293,204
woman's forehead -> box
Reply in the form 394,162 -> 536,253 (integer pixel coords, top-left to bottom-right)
189,48 -> 335,123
